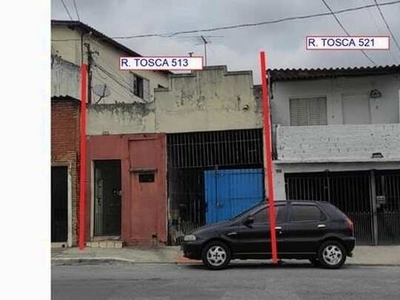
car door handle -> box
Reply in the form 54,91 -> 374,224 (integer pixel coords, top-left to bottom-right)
275,226 -> 282,230
227,232 -> 237,236
318,224 -> 326,228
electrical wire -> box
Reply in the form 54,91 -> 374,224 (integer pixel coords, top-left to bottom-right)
321,0 -> 377,65
362,0 -> 398,63
60,0 -> 73,21
73,0 -> 81,21
94,63 -> 134,95
51,0 -> 400,41
94,55 -> 131,85
92,73 -> 132,103
88,36 -> 134,85
373,0 -> 400,55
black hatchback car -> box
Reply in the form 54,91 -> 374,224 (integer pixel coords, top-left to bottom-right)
182,200 -> 355,270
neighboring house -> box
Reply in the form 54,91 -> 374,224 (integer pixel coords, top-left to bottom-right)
51,56 -> 80,247
51,20 -> 170,248
269,66 -> 400,245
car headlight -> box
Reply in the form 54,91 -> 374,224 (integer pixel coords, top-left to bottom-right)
183,234 -> 197,242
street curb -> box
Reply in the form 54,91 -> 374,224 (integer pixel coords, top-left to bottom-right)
51,258 -> 202,266
51,258 -> 400,267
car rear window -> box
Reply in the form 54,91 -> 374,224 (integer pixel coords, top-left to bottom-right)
290,205 -> 324,222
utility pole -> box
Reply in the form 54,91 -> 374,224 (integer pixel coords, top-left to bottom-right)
84,43 -> 94,104
200,35 -> 208,66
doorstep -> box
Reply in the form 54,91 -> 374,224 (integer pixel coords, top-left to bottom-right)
86,240 -> 123,249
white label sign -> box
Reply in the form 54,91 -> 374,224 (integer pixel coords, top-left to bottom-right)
306,36 -> 389,50
120,56 -> 204,70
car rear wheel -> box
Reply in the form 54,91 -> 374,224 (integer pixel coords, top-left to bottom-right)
202,241 -> 231,270
318,240 -> 346,269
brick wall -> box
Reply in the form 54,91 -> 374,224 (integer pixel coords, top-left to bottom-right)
276,124 -> 400,162
51,98 -> 80,245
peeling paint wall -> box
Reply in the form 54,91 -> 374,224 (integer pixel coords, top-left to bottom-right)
87,66 -> 263,135
155,66 -> 262,133
88,102 -> 156,134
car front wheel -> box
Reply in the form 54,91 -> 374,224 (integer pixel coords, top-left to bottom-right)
202,241 -> 231,270
318,240 -> 346,269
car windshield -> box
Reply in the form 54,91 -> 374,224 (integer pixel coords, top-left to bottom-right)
229,203 -> 264,221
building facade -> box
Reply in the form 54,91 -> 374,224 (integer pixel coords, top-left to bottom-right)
52,20 -> 400,247
52,20 -> 170,247
87,65 -> 266,245
270,66 -> 400,245
51,56 -> 81,247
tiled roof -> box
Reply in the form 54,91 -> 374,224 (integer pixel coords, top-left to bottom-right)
269,65 -> 400,81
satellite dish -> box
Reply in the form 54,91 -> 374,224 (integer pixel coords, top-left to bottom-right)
93,84 -> 111,104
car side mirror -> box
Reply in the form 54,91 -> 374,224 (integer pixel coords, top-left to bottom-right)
244,216 -> 254,227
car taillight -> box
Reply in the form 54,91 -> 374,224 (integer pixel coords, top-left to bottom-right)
346,218 -> 354,232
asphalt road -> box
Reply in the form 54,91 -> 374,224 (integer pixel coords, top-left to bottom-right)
52,262 -> 400,300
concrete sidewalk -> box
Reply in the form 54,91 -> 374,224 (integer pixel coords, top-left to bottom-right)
51,245 -> 400,266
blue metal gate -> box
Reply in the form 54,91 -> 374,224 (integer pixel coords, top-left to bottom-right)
205,168 -> 264,224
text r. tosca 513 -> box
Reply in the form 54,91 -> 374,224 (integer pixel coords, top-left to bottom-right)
120,57 -> 204,70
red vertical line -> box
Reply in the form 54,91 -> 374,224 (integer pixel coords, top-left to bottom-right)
259,51 -> 278,263
79,63 -> 88,250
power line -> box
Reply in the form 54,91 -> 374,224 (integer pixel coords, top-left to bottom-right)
373,0 -> 400,56
321,0 -> 377,65
73,0 -> 81,21
362,0 -> 383,35
92,73 -> 131,103
51,0 -> 400,42
362,0 -> 398,63
88,36 -> 134,85
94,63 -> 134,96
60,0 -> 73,21
94,56 -> 132,86
112,0 -> 400,39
